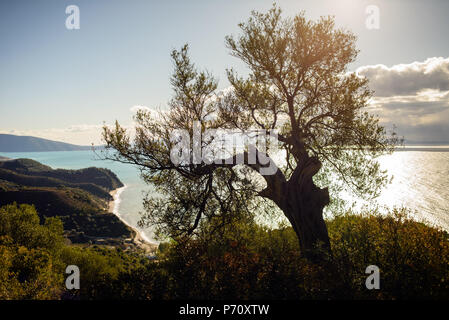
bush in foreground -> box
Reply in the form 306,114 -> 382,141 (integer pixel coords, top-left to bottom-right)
150,209 -> 449,299
0,204 -> 447,299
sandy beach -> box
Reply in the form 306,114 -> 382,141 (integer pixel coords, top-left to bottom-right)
108,189 -> 118,212
109,187 -> 158,254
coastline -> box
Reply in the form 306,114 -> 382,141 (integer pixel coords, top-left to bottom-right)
108,186 -> 158,254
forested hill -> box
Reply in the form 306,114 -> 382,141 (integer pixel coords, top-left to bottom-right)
0,134 -> 92,152
0,158 -> 132,243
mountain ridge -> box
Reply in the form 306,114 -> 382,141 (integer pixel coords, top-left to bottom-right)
0,133 -> 93,152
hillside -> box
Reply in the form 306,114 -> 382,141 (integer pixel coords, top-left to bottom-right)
0,133 -> 92,152
0,158 -> 133,243
0,159 -> 123,199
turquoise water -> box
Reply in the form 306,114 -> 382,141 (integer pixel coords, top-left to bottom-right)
1,149 -> 448,238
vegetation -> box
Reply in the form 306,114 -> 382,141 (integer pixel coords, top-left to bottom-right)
0,203 -> 65,299
0,203 -> 447,300
0,159 -> 133,243
145,209 -> 448,300
0,158 -> 123,198
0,203 -> 142,299
1,6 -> 445,302
102,6 -> 399,261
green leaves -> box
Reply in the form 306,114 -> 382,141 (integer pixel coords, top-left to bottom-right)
0,203 -> 65,252
224,5 -> 399,211
0,204 -> 66,299
102,5 -> 399,244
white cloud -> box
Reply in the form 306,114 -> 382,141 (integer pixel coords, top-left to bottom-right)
357,57 -> 449,143
130,105 -> 152,113
6,65 -> 448,146
129,105 -> 166,122
357,57 -> 449,97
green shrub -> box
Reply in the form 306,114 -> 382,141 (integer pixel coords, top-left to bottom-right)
0,204 -> 65,299
328,209 -> 449,299
150,209 -> 449,299
1,203 -> 447,300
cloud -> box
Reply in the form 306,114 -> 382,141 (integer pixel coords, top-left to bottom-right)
129,104 -> 165,120
357,57 -> 449,97
357,57 -> 449,143
130,105 -> 152,113
65,124 -> 103,133
130,105 -> 177,127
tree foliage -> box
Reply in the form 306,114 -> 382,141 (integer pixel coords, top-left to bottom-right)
102,6 -> 398,255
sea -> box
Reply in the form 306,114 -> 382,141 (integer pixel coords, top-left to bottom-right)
1,147 -> 448,242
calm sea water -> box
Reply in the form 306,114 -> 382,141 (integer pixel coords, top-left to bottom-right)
1,148 -> 448,240
376,148 -> 449,231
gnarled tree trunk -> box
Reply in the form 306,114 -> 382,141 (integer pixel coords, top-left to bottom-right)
282,177 -> 331,262
264,153 -> 332,262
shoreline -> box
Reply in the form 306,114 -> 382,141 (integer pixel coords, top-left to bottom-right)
108,186 -> 158,254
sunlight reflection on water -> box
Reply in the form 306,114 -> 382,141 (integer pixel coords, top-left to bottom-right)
2,148 -> 449,237
375,150 -> 449,230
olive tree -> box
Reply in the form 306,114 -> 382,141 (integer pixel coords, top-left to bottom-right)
102,6 -> 397,261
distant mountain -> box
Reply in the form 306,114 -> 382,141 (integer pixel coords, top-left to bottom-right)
404,139 -> 449,146
0,134 -> 92,152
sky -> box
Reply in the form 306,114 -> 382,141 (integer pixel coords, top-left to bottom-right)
1,0 -> 449,145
